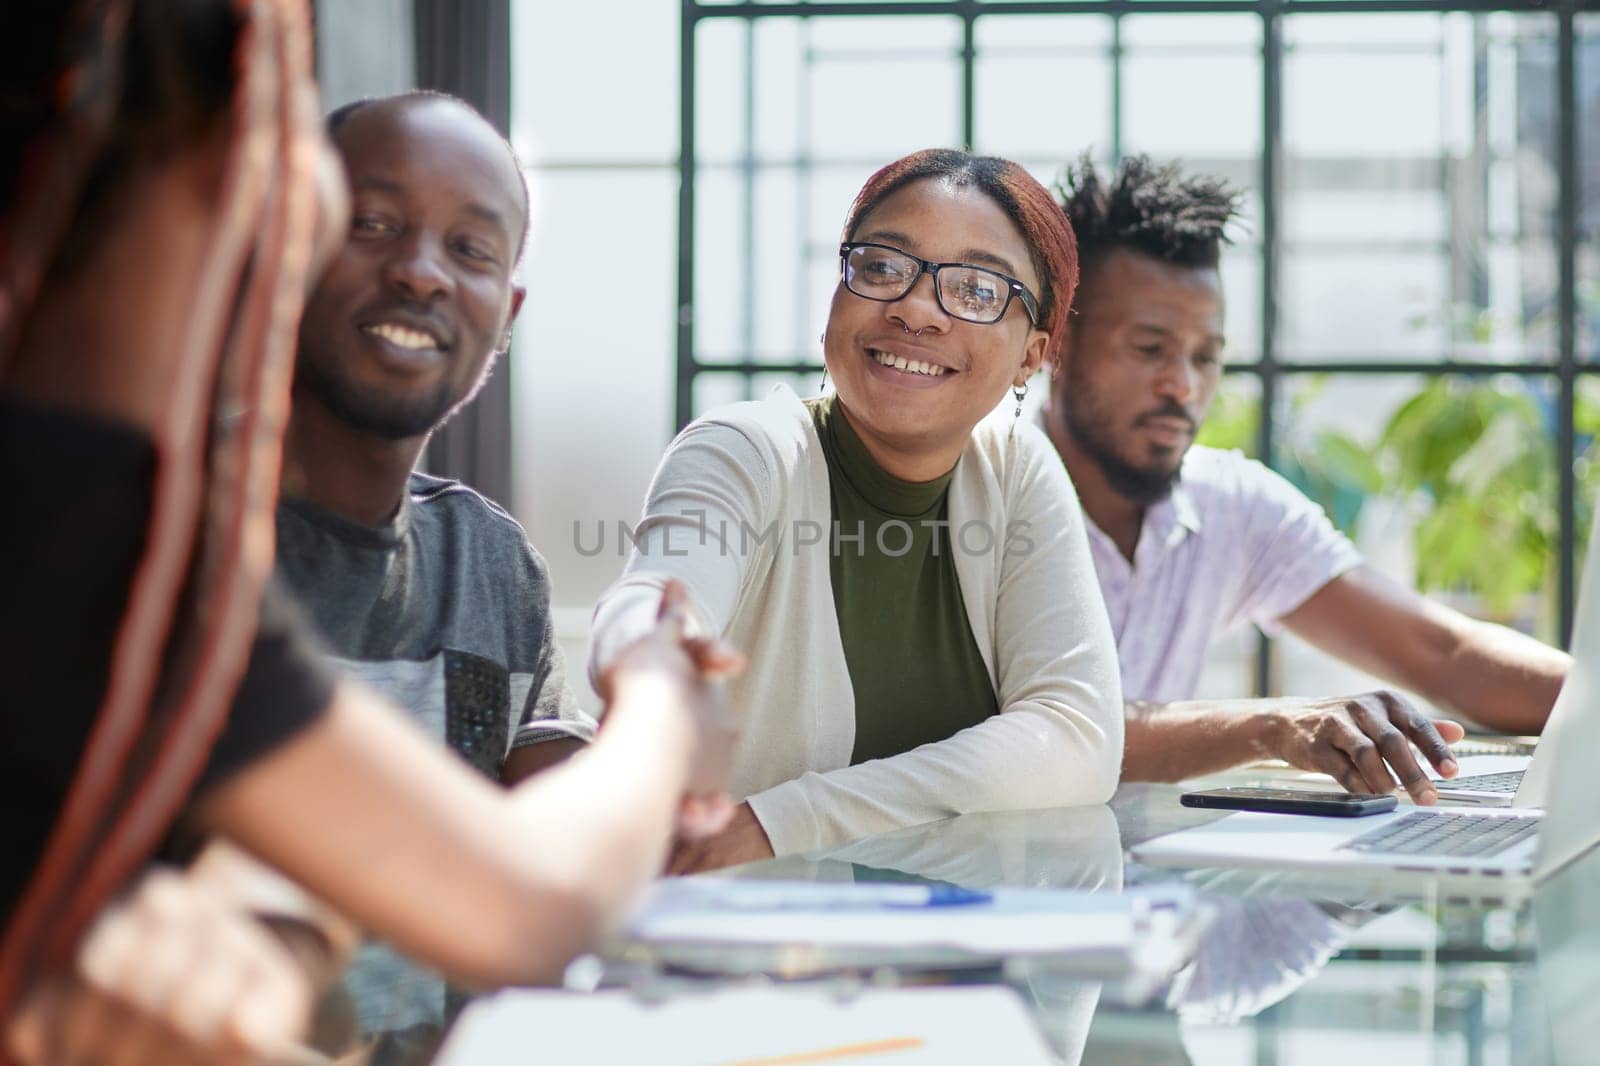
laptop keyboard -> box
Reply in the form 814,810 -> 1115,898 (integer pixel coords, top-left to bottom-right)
1444,771 -> 1524,794
1340,811 -> 1540,858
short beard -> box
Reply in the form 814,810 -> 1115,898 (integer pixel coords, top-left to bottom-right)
294,351 -> 498,442
1063,401 -> 1182,507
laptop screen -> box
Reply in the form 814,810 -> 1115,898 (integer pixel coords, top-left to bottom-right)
1528,505 -> 1600,880
1534,838 -> 1600,1059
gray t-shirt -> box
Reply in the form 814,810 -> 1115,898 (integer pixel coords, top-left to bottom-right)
275,471 -> 595,1038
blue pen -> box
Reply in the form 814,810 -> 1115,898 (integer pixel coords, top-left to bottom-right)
717,883 -> 993,911
883,884 -> 992,909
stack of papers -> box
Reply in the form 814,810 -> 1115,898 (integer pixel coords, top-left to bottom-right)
434,985 -> 1057,1065
613,878 -> 1203,979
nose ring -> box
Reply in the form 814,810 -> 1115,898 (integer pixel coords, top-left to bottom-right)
901,323 -> 925,337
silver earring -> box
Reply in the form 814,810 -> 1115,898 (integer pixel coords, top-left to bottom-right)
819,332 -> 828,393
1013,382 -> 1028,419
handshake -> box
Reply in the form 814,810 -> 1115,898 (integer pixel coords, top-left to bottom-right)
600,581 -> 749,854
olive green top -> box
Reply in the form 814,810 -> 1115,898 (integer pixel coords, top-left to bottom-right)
807,395 -> 999,764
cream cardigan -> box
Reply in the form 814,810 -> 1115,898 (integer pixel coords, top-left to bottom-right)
589,387 -> 1123,856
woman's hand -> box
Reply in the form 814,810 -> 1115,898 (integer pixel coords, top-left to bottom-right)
5,868 -> 317,1066
665,802 -> 776,875
601,580 -> 744,840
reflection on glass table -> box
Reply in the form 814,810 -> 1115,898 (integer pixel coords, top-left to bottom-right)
772,802 -> 1124,891
1104,781 -> 1571,1065
1123,844 -> 1600,1066
590,806 -> 1132,1066
757,805 -> 1128,1066
1533,840 -> 1600,1066
575,778 -> 1594,1065
598,805 -> 1149,980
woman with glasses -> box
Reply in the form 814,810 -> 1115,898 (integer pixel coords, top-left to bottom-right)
591,149 -> 1123,873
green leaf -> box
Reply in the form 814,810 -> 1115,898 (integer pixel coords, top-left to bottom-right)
1310,431 -> 1384,495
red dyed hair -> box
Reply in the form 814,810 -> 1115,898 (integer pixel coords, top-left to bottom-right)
841,149 -> 1079,366
0,0 -> 322,1021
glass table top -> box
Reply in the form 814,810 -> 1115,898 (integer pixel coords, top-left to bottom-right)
588,775 -> 1598,1066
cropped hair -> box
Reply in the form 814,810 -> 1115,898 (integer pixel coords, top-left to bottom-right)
325,89 -> 530,262
842,149 -> 1078,367
1058,152 -> 1241,285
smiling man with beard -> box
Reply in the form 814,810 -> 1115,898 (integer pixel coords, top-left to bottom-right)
1044,154 -> 1568,805
274,91 -> 593,1048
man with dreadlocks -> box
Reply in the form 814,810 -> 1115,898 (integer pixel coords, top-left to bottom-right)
1043,154 -> 1568,804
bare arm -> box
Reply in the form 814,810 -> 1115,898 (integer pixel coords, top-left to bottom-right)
1281,566 -> 1568,734
1123,699 -> 1280,783
500,738 -> 586,785
191,594 -> 734,990
5,867 -> 321,1066
195,676 -> 690,988
1122,565 -> 1567,800
1122,695 -> 1466,803
184,842 -> 356,991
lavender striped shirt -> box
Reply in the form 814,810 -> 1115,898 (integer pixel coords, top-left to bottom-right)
1080,445 -> 1363,703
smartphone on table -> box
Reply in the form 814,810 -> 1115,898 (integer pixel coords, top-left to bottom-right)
1179,787 -> 1398,817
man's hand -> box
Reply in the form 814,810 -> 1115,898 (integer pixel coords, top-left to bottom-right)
5,868 -> 316,1066
666,802 -> 775,875
601,580 -> 743,840
1262,691 -> 1465,804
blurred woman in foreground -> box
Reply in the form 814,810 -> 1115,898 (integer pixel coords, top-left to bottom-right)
0,1 -> 735,1060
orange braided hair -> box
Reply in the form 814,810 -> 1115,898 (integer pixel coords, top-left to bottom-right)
0,0 -> 320,1022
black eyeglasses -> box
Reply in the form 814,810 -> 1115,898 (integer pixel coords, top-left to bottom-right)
839,242 -> 1040,326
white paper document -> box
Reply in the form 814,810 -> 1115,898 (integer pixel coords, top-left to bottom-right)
622,878 -> 1200,972
434,985 -> 1056,1065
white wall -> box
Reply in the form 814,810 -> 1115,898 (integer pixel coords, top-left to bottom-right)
315,0 -> 414,109
509,2 -> 682,712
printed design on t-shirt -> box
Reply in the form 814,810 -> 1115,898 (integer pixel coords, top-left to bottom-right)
321,652 -> 517,1038
444,648 -> 511,777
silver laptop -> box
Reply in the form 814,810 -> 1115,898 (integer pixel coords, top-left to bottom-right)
1132,510 -> 1600,889
1432,741 -> 1537,806
1431,762 -> 1529,807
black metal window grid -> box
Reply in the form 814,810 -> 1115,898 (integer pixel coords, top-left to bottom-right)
678,0 -> 1599,696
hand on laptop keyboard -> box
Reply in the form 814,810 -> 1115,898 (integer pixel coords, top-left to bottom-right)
1262,691 -> 1464,805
